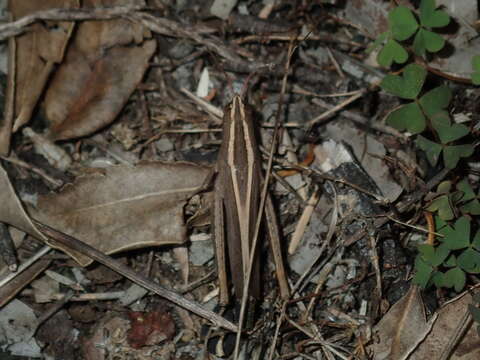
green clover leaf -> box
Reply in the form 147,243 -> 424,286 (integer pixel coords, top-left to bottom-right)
432,243 -> 451,267
437,217 -> 454,238
458,179 -> 476,201
435,215 -> 448,230
426,182 -> 456,220
472,230 -> 480,251
386,102 -> 425,134
381,68 -> 453,135
410,0 -> 450,56
431,271 -> 445,287
443,144 -> 474,169
413,256 -> 434,288
444,254 -> 457,267
443,267 -> 466,292
389,6 -> 419,41
430,112 -> 469,144
427,194 -> 454,220
458,248 -> 480,273
441,216 -> 470,250
381,64 -> 426,99
457,180 -> 480,215
416,136 -> 473,169
417,243 -> 450,267
419,0 -> 450,28
416,136 -> 442,166
377,38 -> 409,67
413,28 -> 445,57
418,243 -> 434,260
418,85 -> 452,117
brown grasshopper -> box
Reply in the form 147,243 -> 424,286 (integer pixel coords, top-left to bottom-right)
213,94 -> 290,313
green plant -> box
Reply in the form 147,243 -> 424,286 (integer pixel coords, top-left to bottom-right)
426,181 -> 463,221
380,64 -> 446,133
370,0 -> 478,294
414,0 -> 450,56
375,0 -> 473,170
414,216 -> 480,292
371,0 -> 450,67
457,180 -> 480,215
415,178 -> 480,291
426,180 -> 480,221
415,133 -> 473,170
379,64 -> 473,169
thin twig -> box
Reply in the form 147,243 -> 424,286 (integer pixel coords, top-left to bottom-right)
178,270 -> 216,294
180,88 -> 224,121
288,190 -> 320,254
293,85 -> 363,98
267,300 -> 288,360
0,7 -> 259,73
141,128 -> 221,149
0,246 -> 51,288
33,220 -> 237,332
369,233 -> 382,318
307,90 -> 365,128
0,6 -> 143,41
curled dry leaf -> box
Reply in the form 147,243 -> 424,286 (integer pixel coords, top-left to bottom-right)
0,0 -> 78,155
0,166 -> 51,304
43,0 -> 156,141
411,290 -> 480,360
371,285 -> 435,360
0,165 -> 47,242
29,161 -> 210,266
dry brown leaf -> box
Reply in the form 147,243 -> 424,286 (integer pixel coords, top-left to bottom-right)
0,0 -> 78,155
0,166 -> 51,304
43,0 -> 156,141
371,285 -> 435,360
0,165 -> 48,242
29,161 -> 210,266
411,290 -> 480,360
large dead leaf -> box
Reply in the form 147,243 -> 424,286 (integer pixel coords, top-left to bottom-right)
371,285 -> 435,360
0,0 -> 78,155
411,290 -> 480,360
371,285 -> 480,359
29,162 -> 210,266
43,0 -> 156,141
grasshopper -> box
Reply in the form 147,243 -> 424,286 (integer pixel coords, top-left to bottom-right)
213,94 -> 290,313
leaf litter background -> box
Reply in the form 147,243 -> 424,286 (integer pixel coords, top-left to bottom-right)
0,0 -> 479,359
